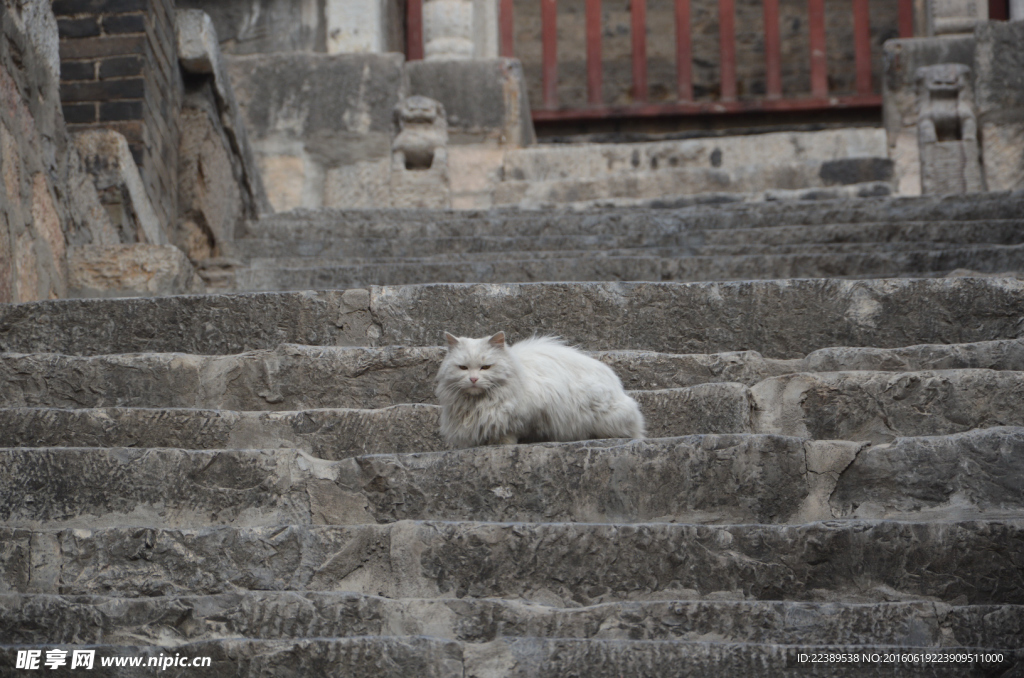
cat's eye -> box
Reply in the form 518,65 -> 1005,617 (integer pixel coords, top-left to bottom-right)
481,365 -> 492,370
458,365 -> 468,370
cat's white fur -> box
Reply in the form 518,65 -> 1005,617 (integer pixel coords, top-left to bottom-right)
435,331 -> 645,448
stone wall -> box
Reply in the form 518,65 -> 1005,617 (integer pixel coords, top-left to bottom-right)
54,0 -> 182,235
511,0 -> 900,110
1,0 -> 120,304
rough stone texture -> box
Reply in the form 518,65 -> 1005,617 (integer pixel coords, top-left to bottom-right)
176,10 -> 271,265
0,1 -> 118,303
226,52 -> 406,211
0,288 -> 379,355
72,130 -> 167,246
0,405 -> 445,460
407,59 -> 536,147
882,36 -> 975,195
6,340 -> 1020,412
4,592 -> 1021,649
973,20 -> 1024,193
833,427 -> 1024,520
67,244 -> 204,298
752,369 -> 1024,443
5,278 -> 1024,357
2,520 -> 1020,604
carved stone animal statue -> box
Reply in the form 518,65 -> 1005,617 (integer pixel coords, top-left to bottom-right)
916,64 -> 977,146
392,95 -> 448,171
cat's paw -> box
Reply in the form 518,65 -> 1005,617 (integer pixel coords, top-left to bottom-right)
496,435 -> 518,446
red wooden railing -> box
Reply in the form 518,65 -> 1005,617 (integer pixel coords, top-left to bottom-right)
408,0 -> 925,122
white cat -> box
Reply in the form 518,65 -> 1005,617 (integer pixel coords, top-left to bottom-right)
434,331 -> 645,448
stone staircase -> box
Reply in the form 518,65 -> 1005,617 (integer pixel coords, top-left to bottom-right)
220,191 -> 1024,292
1,191 -> 1024,676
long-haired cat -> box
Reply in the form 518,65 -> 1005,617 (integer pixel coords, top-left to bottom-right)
435,331 -> 645,448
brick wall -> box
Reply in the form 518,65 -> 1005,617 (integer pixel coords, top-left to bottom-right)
54,0 -> 182,236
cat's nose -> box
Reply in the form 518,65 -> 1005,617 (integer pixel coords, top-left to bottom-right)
470,377 -> 478,383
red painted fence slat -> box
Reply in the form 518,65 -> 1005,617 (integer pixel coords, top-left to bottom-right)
586,0 -> 602,104
631,0 -> 648,103
499,0 -> 515,57
676,0 -> 693,101
808,0 -> 828,98
763,0 -> 782,98
542,0 -> 558,108
719,0 -> 736,101
853,0 -> 872,95
898,0 -> 914,38
407,0 -> 423,61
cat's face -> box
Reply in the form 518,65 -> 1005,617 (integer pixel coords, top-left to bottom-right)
437,332 -> 515,397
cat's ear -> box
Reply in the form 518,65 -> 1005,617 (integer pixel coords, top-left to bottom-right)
444,332 -> 460,348
488,331 -> 506,348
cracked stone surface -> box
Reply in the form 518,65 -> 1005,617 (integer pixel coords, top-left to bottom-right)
2,521 -> 1021,604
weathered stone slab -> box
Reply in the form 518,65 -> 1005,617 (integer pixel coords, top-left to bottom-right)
67,244 -> 204,298
3,278 -> 1024,358
752,369 -> 1024,443
0,435 -> 843,528
832,427 -> 1024,520
974,21 -> 1024,193
3,592 -> 1021,649
367,278 -> 1024,358
0,406 -> 444,459
2,520 -> 1020,604
5,340 -> 1020,411
0,288 -> 379,355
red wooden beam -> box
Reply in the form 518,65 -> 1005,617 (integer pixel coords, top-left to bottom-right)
631,0 -> 648,103
542,0 -> 558,109
675,0 -> 693,102
853,0 -> 872,95
719,0 -> 736,101
586,0 -> 602,104
808,0 -> 827,98
898,0 -> 914,38
531,93 -> 882,122
763,0 -> 782,98
407,0 -> 423,61
989,0 -> 1009,19
499,0 -> 515,57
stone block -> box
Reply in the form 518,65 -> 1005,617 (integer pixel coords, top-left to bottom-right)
406,58 -> 535,146
176,0 -> 325,54
928,0 -> 988,35
73,129 -> 166,245
882,35 -> 975,194
68,244 -> 204,298
973,20 -> 1024,192
176,9 -> 271,258
226,52 -> 406,210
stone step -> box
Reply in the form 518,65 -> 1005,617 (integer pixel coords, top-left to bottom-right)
0,369 -> 1019,451
250,191 -> 1024,236
492,161 -> 894,206
4,520 -> 1021,604
238,239 -> 1016,267
751,369 -> 1024,443
1,637 -> 1018,678
701,220 -> 1024,248
3,279 -> 1022,357
0,637 -> 462,678
4,429 -> 1022,530
226,244 -> 1024,291
0,382 -> 749,455
4,340 -> 1022,410
4,592 -> 1021,650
